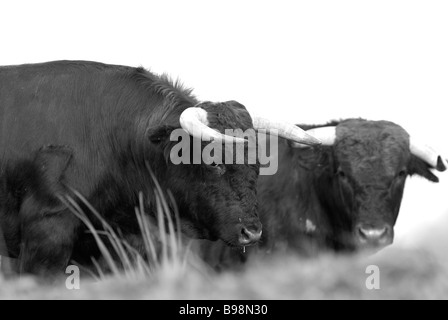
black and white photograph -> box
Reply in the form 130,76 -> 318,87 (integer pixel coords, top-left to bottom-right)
0,0 -> 447,303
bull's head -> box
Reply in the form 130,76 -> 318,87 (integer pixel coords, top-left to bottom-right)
147,101 -> 320,247
292,119 -> 446,251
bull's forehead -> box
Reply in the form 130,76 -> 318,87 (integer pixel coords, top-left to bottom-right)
334,120 -> 411,181
200,101 -> 254,132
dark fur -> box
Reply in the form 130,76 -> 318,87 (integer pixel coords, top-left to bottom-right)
0,61 -> 260,276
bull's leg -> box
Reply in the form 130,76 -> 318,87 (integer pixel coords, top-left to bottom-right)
19,209 -> 80,278
0,256 -> 19,276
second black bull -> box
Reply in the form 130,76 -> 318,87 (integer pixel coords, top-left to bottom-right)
199,119 -> 446,268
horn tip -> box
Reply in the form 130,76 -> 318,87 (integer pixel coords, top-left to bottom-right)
436,156 -> 447,172
290,140 -> 322,148
302,135 -> 322,146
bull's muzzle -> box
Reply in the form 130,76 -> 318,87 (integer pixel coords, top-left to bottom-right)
355,223 -> 393,249
238,221 -> 263,246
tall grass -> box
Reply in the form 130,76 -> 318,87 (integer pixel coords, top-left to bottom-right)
0,166 -> 206,283
59,177 -> 197,281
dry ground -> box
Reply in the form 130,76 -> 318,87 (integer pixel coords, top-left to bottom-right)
1,240 -> 447,300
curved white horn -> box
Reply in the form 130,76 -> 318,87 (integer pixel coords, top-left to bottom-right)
179,107 -> 247,144
290,126 -> 337,148
252,117 -> 321,146
410,137 -> 447,172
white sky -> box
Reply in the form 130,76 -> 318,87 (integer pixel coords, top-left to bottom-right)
1,0 -> 447,247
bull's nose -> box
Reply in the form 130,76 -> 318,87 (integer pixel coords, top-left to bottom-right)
356,224 -> 392,247
239,225 -> 262,245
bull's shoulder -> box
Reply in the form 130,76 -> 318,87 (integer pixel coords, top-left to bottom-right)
0,145 -> 74,209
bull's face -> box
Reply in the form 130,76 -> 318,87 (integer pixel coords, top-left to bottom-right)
148,101 -> 262,247
147,100 -> 321,248
165,158 -> 261,247
323,120 -> 441,250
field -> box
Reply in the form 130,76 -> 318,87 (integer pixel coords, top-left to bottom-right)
1,242 -> 447,300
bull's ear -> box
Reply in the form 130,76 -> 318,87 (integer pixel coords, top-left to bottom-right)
408,155 -> 439,183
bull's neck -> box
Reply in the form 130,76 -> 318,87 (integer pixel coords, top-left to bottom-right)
258,140 -> 329,250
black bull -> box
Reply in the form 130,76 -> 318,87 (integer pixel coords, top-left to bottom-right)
198,119 -> 446,269
0,60 -> 275,276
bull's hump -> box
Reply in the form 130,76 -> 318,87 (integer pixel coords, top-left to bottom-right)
337,119 -> 407,142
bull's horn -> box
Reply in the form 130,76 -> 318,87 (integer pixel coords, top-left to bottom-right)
252,117 -> 322,146
289,126 -> 337,148
179,107 -> 247,143
410,137 -> 447,172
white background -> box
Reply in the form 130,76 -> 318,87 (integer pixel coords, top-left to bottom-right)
1,0 -> 447,247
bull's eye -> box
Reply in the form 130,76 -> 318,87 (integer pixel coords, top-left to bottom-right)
336,169 -> 346,178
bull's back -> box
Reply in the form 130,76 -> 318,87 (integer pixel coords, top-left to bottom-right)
0,61 -> 137,193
